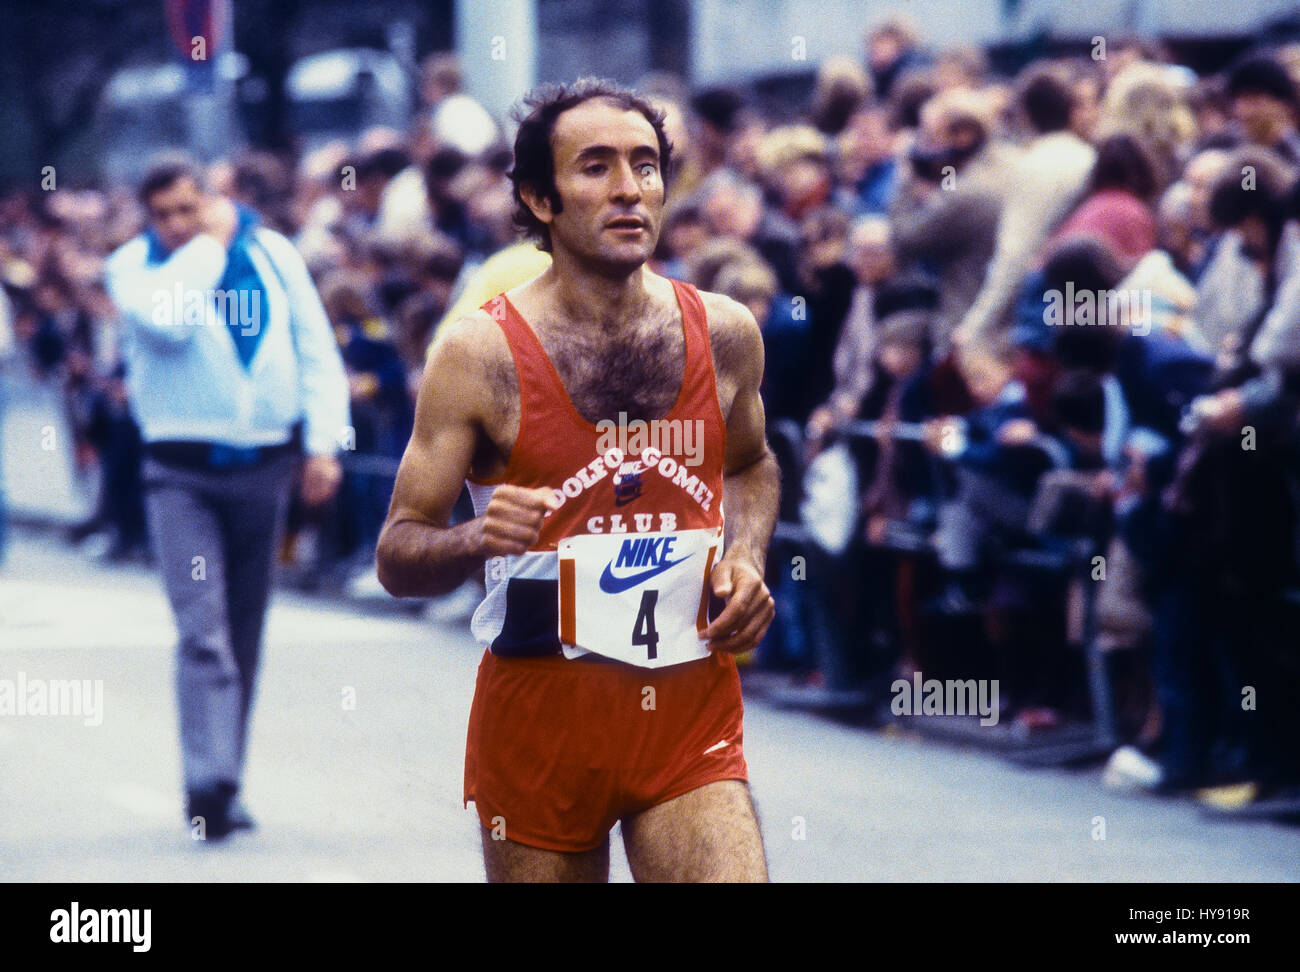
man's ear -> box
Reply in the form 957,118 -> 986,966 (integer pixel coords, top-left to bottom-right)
518,182 -> 554,228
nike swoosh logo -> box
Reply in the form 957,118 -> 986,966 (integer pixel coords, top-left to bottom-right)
702,739 -> 730,755
598,554 -> 692,594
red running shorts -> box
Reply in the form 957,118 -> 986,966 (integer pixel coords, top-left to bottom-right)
464,648 -> 749,853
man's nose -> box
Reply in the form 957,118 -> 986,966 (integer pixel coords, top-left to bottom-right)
610,160 -> 642,201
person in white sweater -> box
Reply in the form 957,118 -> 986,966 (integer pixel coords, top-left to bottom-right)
104,156 -> 349,840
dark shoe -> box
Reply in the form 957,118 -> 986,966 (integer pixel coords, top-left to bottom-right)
227,796 -> 256,832
186,782 -> 238,841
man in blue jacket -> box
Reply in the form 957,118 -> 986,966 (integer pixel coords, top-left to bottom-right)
105,156 -> 349,840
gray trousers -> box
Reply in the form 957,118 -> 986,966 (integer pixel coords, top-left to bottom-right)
142,451 -> 297,792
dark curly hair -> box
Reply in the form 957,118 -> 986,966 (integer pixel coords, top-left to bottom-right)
508,77 -> 674,253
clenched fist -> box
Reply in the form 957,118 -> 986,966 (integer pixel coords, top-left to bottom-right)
701,557 -> 775,655
476,484 -> 562,557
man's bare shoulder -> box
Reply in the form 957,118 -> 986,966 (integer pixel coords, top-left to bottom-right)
695,288 -> 764,381
422,306 -> 517,413
427,306 -> 511,370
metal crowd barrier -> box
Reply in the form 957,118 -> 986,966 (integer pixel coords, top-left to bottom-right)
764,415 -> 1122,765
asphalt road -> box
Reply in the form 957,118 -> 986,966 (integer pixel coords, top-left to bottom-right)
2,529 -> 1298,882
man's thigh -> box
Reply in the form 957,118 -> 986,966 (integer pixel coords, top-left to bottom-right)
621,779 -> 768,882
481,826 -> 610,883
143,463 -> 230,646
217,455 -> 297,670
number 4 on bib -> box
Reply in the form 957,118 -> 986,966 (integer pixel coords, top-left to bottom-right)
632,590 -> 660,660
557,526 -> 721,668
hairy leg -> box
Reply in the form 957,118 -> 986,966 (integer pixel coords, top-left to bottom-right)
480,826 -> 610,883
621,780 -> 768,882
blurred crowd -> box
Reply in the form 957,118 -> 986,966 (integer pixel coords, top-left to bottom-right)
2,19 -> 1300,801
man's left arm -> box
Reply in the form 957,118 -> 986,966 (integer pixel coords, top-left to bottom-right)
702,298 -> 779,654
266,232 -> 350,504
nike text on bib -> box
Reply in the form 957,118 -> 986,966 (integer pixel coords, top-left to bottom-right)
557,527 -> 722,669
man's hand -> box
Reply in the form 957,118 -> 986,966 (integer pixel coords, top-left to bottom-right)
804,405 -> 840,461
702,557 -> 775,655
300,454 -> 342,506
805,405 -> 837,443
1191,389 -> 1247,436
348,371 -> 380,402
477,484 -> 562,557
996,417 -> 1038,447
1088,469 -> 1118,501
201,195 -> 239,250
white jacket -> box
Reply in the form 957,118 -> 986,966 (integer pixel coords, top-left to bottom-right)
104,228 -> 349,456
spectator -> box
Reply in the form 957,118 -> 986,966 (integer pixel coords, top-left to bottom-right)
1052,134 -> 1160,268
1094,61 -> 1197,191
834,106 -> 901,217
811,56 -> 872,135
1136,155 -> 1299,794
797,206 -> 857,425
1191,149 -> 1292,362
1227,53 -> 1300,166
954,66 -> 1096,347
104,155 -> 349,838
82,363 -> 148,562
1174,147 -> 1233,279
927,340 -> 1064,588
674,85 -> 747,200
806,215 -> 899,447
891,87 -> 1019,353
864,14 -> 928,99
340,146 -> 411,243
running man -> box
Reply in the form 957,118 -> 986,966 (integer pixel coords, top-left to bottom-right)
376,79 -> 779,882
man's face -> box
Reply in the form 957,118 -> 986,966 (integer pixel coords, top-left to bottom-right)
703,182 -> 761,240
780,157 -> 831,218
532,99 -> 665,274
145,176 -> 204,253
842,109 -> 891,169
1070,79 -> 1100,138
1233,92 -> 1293,142
868,31 -> 903,73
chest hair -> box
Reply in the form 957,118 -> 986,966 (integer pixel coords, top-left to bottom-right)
537,308 -> 685,424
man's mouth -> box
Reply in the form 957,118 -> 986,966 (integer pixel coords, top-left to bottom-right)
606,217 -> 646,231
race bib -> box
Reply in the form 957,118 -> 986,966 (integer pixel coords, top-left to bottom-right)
557,526 -> 722,669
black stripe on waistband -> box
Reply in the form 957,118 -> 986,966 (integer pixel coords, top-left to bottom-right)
490,577 -> 563,658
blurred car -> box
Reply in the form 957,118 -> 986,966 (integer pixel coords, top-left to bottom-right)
95,48 -> 411,182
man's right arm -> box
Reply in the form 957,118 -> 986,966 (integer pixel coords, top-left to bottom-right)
375,313 -> 557,598
104,235 -> 228,346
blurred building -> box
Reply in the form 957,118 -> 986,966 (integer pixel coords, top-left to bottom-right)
6,0 -> 1300,186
